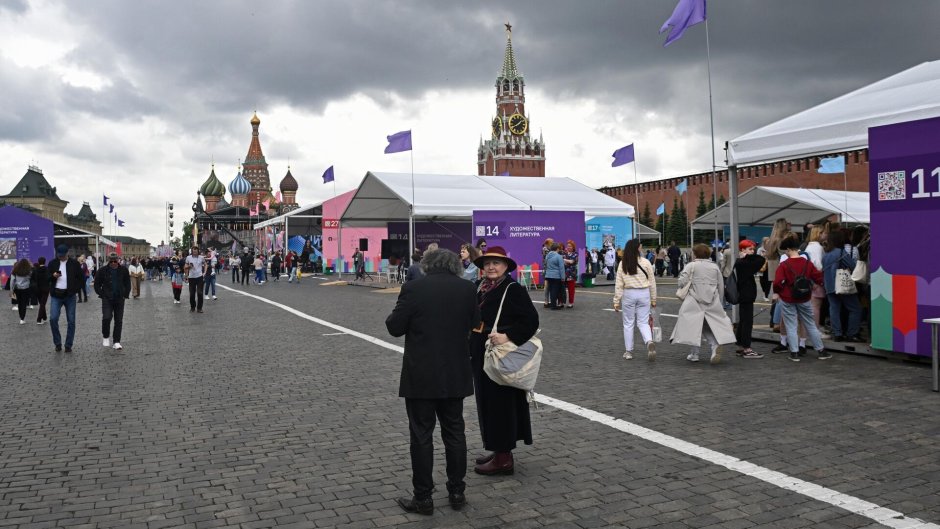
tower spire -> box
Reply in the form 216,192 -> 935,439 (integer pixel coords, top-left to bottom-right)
500,22 -> 521,80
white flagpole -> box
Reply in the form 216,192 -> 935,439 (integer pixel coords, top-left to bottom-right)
632,156 -> 640,241
409,149 -> 415,257
705,19 -> 719,243
843,167 -> 848,224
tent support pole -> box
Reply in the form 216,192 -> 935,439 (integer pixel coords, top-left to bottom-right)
337,221 -> 343,278
409,150 -> 415,260
728,162 -> 739,324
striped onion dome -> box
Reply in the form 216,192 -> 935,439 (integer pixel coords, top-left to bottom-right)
228,170 -> 252,196
199,166 -> 226,197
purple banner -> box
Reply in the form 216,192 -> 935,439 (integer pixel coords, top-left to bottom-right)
472,210 -> 585,282
386,222 -> 471,254
0,206 -> 55,287
868,116 -> 940,356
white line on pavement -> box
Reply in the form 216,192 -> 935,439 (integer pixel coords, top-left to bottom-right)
321,332 -> 348,336
218,284 -> 939,529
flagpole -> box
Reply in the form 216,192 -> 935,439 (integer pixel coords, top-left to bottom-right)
409,149 -> 415,258
705,19 -> 719,243
632,158 -> 640,241
843,168 -> 848,225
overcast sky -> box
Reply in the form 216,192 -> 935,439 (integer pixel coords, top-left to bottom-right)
1,0 -> 937,246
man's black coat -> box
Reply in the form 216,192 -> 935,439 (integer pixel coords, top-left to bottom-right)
386,271 -> 481,399
47,257 -> 84,295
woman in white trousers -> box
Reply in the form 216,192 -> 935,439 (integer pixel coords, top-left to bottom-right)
613,239 -> 657,361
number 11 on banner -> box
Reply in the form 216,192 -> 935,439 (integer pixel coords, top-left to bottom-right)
911,167 -> 940,198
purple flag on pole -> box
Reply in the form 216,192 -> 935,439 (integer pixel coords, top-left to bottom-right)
322,165 -> 334,183
103,195 -> 109,206
384,130 -> 412,154
117,220 -> 125,227
611,144 -> 635,167
660,0 -> 706,47
109,204 -> 114,213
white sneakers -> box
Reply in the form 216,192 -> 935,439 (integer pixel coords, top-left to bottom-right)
212,296 -> 218,300
710,345 -> 722,365
622,351 -> 633,360
113,343 -> 122,350
686,352 -> 700,362
103,337 -> 111,347
646,341 -> 657,362
174,300 -> 180,304
19,320 -> 25,325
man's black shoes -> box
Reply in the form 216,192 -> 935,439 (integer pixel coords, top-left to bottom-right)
397,496 -> 433,515
448,492 -> 466,510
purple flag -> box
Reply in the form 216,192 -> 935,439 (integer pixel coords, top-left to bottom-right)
109,204 -> 114,213
611,144 -> 635,167
660,0 -> 706,47
322,165 -> 334,183
384,130 -> 412,154
103,194 -> 109,206
117,220 -> 125,227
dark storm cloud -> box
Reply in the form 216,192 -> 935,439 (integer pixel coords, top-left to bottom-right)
0,57 -> 63,142
0,0 -> 28,14
61,0 -> 939,142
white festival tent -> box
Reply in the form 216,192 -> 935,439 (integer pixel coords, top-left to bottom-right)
340,172 -> 634,225
692,186 -> 869,230
728,60 -> 940,165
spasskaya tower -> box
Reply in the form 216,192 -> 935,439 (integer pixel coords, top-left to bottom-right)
477,23 -> 546,177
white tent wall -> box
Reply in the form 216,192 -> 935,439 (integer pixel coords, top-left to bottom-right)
692,186 -> 869,230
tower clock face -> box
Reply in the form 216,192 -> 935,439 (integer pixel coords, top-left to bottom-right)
492,117 -> 502,138
508,113 -> 527,135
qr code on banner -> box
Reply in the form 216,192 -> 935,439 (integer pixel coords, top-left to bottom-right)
475,225 -> 487,237
877,171 -> 906,201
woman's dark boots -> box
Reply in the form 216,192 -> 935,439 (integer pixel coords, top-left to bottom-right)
474,451 -> 514,475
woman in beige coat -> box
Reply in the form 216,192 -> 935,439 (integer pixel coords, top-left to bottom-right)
670,244 -> 736,364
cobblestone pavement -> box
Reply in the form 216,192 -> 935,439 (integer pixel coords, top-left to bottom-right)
1,275 -> 937,529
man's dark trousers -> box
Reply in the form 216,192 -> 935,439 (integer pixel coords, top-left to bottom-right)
101,296 -> 125,342
189,277 -> 204,310
405,398 -> 466,500
736,301 -> 754,348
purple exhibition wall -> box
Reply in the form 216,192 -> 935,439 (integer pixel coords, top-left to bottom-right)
0,206 -> 55,287
868,116 -> 940,356
471,210 -> 585,281
387,222 -> 471,254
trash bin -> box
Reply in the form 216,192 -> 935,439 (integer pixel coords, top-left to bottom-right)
581,273 -> 594,288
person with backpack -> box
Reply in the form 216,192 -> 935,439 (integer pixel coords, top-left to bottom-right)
733,240 -> 766,358
773,238 -> 829,362
822,231 -> 863,343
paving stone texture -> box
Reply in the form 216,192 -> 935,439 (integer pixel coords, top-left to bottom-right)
0,274 -> 937,528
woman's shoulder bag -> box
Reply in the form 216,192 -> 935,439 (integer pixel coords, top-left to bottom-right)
484,283 -> 543,399
676,263 -> 695,300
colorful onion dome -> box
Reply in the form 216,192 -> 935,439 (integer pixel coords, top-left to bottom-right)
199,166 -> 226,197
279,166 -> 298,192
229,170 -> 252,196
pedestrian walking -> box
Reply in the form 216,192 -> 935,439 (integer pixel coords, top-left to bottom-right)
184,246 -> 207,313
203,249 -> 218,299
48,244 -> 83,353
667,241 -> 681,278
31,257 -> 50,324
270,251 -> 282,281
240,249 -> 253,286
385,249 -> 481,515
613,239 -> 657,361
563,240 -> 579,308
733,240 -> 766,358
230,254 -> 241,283
9,258 -> 32,324
128,258 -> 144,298
353,247 -> 364,280
544,243 -> 565,310
774,237 -> 829,361
170,265 -> 184,304
671,244 -> 737,364
822,231 -> 863,343
94,252 -> 131,350
253,253 -> 265,284
469,246 -> 539,477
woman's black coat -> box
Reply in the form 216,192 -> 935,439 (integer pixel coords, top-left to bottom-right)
469,277 -> 539,452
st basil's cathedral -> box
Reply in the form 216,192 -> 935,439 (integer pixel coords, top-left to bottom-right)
192,112 -> 299,252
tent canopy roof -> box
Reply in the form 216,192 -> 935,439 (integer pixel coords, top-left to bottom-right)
341,172 -> 634,225
728,61 -> 940,165
691,186 -> 869,229
252,203 -> 323,230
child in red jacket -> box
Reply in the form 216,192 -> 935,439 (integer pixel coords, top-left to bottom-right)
773,237 -> 830,362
